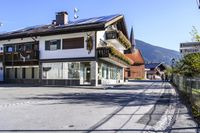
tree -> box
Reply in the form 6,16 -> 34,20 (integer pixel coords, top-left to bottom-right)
174,53 -> 200,77
190,26 -> 200,42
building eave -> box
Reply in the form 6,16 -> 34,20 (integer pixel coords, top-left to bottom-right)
0,23 -> 105,41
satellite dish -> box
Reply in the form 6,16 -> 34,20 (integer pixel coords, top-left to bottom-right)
74,14 -> 79,19
74,8 -> 79,19
74,8 -> 79,12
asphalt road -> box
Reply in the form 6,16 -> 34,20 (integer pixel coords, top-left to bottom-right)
0,81 -> 198,133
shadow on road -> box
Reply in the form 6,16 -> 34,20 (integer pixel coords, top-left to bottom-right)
17,87 -> 176,108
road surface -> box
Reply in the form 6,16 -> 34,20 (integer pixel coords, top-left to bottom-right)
0,81 -> 198,132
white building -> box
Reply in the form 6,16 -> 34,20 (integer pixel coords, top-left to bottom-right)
0,11 -> 133,86
180,42 -> 200,55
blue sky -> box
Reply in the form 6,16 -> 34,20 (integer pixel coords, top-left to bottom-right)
0,0 -> 200,51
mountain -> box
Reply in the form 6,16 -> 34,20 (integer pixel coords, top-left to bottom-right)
135,39 -> 180,65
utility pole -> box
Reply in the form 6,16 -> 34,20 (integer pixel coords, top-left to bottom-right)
171,58 -> 175,83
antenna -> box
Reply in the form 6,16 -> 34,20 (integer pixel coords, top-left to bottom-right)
74,8 -> 79,19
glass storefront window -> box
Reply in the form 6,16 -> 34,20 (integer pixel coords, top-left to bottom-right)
42,63 -> 63,79
42,62 -> 80,79
6,67 -> 39,80
98,62 -> 123,81
6,68 -> 15,79
68,62 -> 80,79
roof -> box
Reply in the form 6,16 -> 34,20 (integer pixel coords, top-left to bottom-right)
145,63 -> 165,69
0,14 -> 124,41
125,49 -> 145,65
180,42 -> 200,45
180,42 -> 200,48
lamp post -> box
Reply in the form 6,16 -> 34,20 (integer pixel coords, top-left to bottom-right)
171,58 -> 175,82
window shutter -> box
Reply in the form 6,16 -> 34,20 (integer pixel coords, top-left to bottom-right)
62,37 -> 84,49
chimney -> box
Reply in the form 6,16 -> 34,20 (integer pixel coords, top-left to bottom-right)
55,11 -> 68,25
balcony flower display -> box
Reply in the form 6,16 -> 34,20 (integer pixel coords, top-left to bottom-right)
97,46 -> 133,66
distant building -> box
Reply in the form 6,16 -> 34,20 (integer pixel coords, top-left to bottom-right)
125,50 -> 145,79
124,27 -> 145,80
180,42 -> 200,55
145,63 -> 166,80
0,11 -> 133,86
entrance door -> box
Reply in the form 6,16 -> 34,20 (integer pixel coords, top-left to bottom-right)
80,62 -> 91,85
85,67 -> 90,83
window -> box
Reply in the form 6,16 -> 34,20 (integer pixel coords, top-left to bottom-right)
128,70 -> 131,77
102,66 -> 105,78
106,67 -> 109,79
6,68 -> 15,79
42,62 -> 81,79
32,68 -> 34,79
62,37 -> 84,49
42,63 -> 63,79
5,46 -> 15,52
22,68 -> 26,79
15,68 -> 17,79
5,42 -> 38,52
25,68 -> 32,79
45,40 -> 61,51
17,44 -> 24,51
24,43 -> 33,51
68,62 -> 80,79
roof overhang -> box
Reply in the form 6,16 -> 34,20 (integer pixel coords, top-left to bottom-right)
0,23 -> 105,41
99,58 -> 128,68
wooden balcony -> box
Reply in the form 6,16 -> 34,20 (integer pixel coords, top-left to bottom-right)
105,30 -> 131,49
97,46 -> 133,67
4,50 -> 39,66
0,53 -> 3,62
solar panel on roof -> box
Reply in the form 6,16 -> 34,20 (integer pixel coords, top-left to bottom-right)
71,14 -> 120,25
0,14 -> 121,37
55,14 -> 120,28
21,25 -> 45,32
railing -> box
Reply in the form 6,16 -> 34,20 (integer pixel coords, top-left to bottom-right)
4,50 -> 39,66
97,46 -> 133,66
0,53 -> 3,62
105,30 -> 131,49
173,75 -> 200,120
4,50 -> 39,62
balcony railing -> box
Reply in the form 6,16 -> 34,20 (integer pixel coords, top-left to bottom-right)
0,53 -> 3,62
105,30 -> 131,49
97,46 -> 133,66
4,50 -> 39,65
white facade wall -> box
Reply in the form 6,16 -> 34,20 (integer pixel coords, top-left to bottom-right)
0,32 -> 96,60
39,32 -> 95,59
